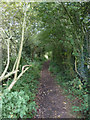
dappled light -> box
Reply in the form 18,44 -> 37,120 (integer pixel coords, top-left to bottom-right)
0,2 -> 89,119
44,54 -> 49,60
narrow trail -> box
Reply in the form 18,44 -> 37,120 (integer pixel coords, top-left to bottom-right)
36,61 -> 75,118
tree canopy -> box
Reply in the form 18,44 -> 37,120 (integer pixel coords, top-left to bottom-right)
0,2 -> 89,119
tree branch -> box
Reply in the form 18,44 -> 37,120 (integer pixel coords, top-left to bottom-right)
61,2 -> 74,24
75,57 -> 82,77
0,70 -> 19,82
13,9 -> 26,81
7,67 -> 29,91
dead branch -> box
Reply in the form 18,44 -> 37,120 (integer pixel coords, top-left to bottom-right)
0,70 -> 19,82
22,65 -> 32,71
7,67 -> 29,91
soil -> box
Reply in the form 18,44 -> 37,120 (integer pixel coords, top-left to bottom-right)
35,61 -> 76,118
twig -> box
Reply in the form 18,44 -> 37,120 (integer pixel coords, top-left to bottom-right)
22,65 -> 32,71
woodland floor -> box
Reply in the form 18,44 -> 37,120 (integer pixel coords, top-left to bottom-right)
35,61 -> 76,118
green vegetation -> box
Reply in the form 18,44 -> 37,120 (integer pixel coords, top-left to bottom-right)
0,1 -> 89,119
2,57 -> 42,118
49,61 -> 88,118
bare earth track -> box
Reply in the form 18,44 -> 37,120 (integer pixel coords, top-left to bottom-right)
36,61 -> 75,118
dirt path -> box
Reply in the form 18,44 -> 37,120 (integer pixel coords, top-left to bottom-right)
36,61 -> 75,118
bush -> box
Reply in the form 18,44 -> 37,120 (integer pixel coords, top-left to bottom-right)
2,59 -> 42,118
2,90 -> 37,118
49,61 -> 89,118
68,77 -> 88,118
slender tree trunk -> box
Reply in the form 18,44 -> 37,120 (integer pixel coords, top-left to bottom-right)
0,38 -> 2,76
0,3 -> 2,119
0,6 -> 2,76
8,8 -> 26,91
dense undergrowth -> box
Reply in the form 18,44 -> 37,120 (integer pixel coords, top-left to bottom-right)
49,61 -> 89,119
2,57 -> 44,118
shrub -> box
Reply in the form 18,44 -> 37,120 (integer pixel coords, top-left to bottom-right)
2,60 -> 42,118
2,90 -> 37,118
49,61 -> 89,118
